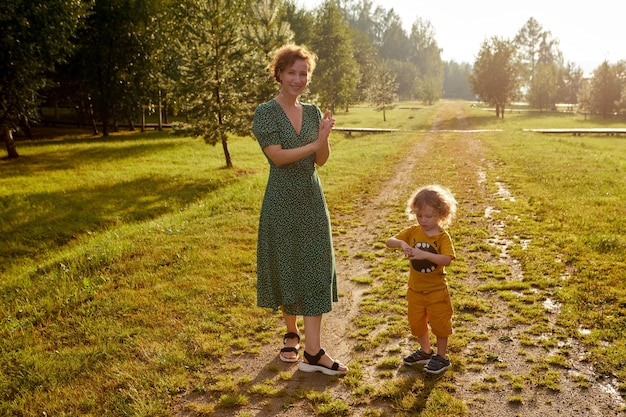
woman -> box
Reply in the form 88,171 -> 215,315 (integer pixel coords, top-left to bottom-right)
252,44 -> 347,376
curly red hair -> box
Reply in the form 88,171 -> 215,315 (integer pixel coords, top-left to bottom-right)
270,44 -> 317,83
408,185 -> 457,228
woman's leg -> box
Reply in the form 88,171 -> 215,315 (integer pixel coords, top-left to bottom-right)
284,313 -> 299,335
302,315 -> 347,371
281,313 -> 300,361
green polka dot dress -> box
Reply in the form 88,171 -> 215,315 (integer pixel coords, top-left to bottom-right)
253,99 -> 338,316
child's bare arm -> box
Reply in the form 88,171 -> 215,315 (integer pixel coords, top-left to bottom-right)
386,237 -> 414,258
386,238 -> 412,256
386,237 -> 409,249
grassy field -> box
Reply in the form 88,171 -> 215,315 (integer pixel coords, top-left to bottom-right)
1,101 -> 625,415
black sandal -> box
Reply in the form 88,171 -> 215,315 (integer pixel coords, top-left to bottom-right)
279,332 -> 300,363
298,348 -> 348,376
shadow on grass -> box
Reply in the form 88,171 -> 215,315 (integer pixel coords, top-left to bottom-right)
4,134 -> 185,176
13,126 -> 173,143
0,175 -> 226,266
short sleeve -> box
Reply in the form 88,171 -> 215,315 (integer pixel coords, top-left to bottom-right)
394,226 -> 414,244
253,102 -> 280,148
439,231 -> 456,259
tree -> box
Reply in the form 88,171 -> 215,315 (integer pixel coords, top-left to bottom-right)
367,62 -> 398,121
418,76 -> 443,106
246,0 -> 293,56
387,60 -> 419,101
243,0 -> 294,103
354,6 -> 409,98
0,0 -> 89,158
310,0 -> 358,113
577,77 -> 592,119
513,17 -> 562,71
172,0 -> 257,168
612,60 -> 626,116
344,0 -> 387,48
378,10 -> 409,62
590,60 -> 620,118
150,1 -> 190,127
350,29 -> 381,103
408,17 -> 443,105
443,61 -> 474,100
514,17 -> 562,97
470,37 -> 520,118
283,0 -> 314,46
560,62 -> 584,111
65,0 -> 166,136
527,62 -> 560,111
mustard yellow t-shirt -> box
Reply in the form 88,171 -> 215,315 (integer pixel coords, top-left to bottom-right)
394,225 -> 455,292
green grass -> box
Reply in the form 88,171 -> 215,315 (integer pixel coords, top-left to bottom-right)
1,101 -> 625,415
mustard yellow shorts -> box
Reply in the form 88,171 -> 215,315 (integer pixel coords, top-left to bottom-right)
407,287 -> 453,338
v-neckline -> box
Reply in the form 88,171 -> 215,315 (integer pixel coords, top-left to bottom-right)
275,99 -> 303,136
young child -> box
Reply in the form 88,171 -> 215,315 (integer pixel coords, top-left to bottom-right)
386,185 -> 457,374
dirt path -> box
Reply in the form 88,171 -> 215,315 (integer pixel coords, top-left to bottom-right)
180,102 -> 625,416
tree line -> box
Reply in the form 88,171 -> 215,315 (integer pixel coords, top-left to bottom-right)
471,17 -> 626,119
1,0 -> 624,164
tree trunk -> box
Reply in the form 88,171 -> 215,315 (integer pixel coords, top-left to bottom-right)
101,106 -> 109,136
87,96 -> 98,135
222,137 -> 232,168
158,90 -> 163,131
2,127 -> 19,159
141,105 -> 146,132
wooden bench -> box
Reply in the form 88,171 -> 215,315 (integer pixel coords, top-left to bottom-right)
333,127 -> 503,134
524,128 -> 626,136
332,127 -> 401,133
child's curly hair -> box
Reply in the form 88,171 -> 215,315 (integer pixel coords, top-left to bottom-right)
407,185 -> 457,228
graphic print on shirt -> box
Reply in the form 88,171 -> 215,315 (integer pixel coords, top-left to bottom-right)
411,241 -> 439,273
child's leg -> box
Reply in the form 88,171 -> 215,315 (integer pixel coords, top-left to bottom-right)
407,288 -> 429,350
418,333 -> 432,354
436,336 -> 448,357
426,288 -> 453,358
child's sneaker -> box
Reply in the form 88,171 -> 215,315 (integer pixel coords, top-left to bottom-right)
403,348 -> 433,366
424,354 -> 451,374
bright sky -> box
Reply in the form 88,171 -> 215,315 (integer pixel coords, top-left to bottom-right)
299,0 -> 624,75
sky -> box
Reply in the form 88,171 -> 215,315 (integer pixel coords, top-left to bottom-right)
299,0 -> 625,75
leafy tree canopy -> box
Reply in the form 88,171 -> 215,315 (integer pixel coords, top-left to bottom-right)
0,0 -> 89,157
